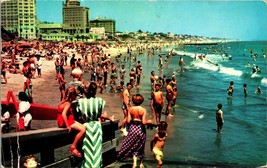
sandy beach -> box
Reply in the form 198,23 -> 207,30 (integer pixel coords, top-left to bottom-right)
1,45 -> 128,128
1,43 -> 165,167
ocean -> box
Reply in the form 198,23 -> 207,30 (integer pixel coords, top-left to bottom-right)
123,41 -> 267,167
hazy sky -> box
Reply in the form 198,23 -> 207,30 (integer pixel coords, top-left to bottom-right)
36,0 -> 267,41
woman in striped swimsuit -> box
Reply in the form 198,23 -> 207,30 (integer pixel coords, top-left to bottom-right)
76,82 -> 114,168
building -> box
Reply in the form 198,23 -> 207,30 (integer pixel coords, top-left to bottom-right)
62,0 -> 90,34
1,0 -> 37,39
90,17 -> 116,36
90,27 -> 105,39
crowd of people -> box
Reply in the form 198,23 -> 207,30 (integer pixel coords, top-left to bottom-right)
1,39 -> 265,167
1,39 -> 177,167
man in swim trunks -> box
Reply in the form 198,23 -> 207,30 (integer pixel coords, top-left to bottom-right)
121,83 -> 133,136
165,79 -> 174,117
150,84 -> 164,125
150,71 -> 156,92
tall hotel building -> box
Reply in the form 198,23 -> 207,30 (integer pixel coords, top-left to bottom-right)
1,0 -> 37,39
62,0 -> 90,34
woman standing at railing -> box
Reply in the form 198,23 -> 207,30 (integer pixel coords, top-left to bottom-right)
76,82 -> 114,168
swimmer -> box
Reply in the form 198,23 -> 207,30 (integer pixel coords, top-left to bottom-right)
255,86 -> 263,94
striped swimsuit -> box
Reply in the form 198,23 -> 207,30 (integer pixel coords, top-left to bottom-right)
77,97 -> 105,168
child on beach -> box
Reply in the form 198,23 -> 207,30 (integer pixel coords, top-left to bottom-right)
150,121 -> 168,168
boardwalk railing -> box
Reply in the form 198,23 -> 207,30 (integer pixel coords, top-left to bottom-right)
1,91 -> 119,167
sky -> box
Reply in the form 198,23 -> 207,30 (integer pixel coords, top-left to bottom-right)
36,0 -> 267,41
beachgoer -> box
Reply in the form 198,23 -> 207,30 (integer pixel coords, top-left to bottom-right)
57,87 -> 86,158
23,155 -> 38,168
1,60 -> 8,84
136,61 -> 143,87
25,71 -> 33,103
54,57 -> 61,80
109,76 -> 117,93
28,55 -> 36,78
83,55 -> 89,72
22,61 -> 29,92
69,68 -> 85,100
90,62 -> 96,82
1,110 -> 10,133
120,64 -> 126,82
110,62 -> 117,79
256,66 -> 261,73
15,92 -> 32,130
252,64 -> 257,73
172,85 -> 178,107
76,58 -> 82,70
97,76 -> 104,94
116,81 -> 125,92
58,68 -> 66,101
36,56 -> 42,78
162,75 -> 166,87
76,82 -> 114,168
165,79 -> 174,117
70,54 -> 76,70
158,55 -> 163,70
246,62 -> 250,67
117,94 -> 153,168
150,84 -> 164,125
227,81 -> 234,98
171,73 -> 177,99
255,86 -> 263,94
216,103 -> 224,133
129,68 -> 136,86
179,56 -> 185,72
243,83 -> 248,98
150,121 -> 168,168
150,71 -> 157,92
120,83 -> 133,136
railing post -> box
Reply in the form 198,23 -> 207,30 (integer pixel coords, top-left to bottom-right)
40,145 -> 55,166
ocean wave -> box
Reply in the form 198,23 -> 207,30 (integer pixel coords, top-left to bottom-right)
192,61 -> 219,71
261,78 -> 267,86
218,67 -> 243,76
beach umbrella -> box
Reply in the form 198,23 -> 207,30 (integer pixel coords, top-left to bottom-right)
16,42 -> 32,51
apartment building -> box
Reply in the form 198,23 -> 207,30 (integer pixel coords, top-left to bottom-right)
1,0 -> 37,39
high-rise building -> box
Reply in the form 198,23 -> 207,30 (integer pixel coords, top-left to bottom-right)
90,18 -> 116,35
62,0 -> 89,34
1,0 -> 37,39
